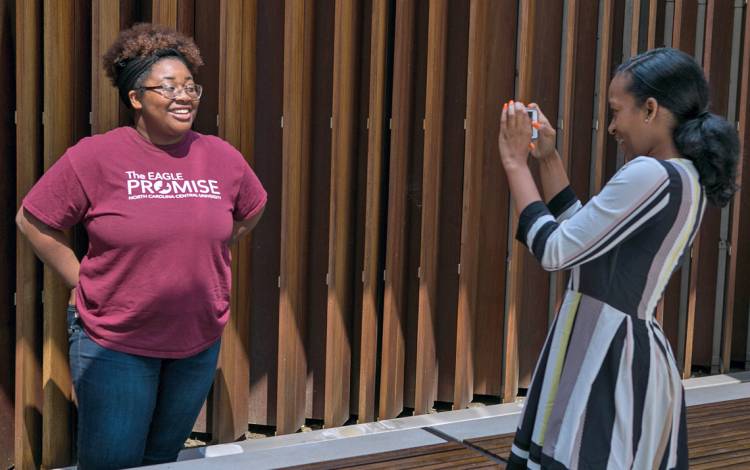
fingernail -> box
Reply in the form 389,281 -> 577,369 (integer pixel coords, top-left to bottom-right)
510,100 -> 514,106
529,143 -> 536,151
503,102 -> 508,110
532,122 -> 541,129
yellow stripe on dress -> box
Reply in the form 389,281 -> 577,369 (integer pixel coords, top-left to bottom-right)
539,291 -> 582,444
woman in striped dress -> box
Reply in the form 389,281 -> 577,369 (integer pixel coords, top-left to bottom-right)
499,48 -> 739,469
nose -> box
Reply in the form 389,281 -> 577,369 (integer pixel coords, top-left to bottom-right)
608,119 -> 616,136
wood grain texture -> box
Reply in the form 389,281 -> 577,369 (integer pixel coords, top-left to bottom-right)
358,0 -> 389,424
0,0 -> 15,467
151,0 -> 178,27
212,0 -> 256,442
15,2 -> 43,468
378,0 -> 416,420
729,0 -> 750,369
277,0 -> 314,435
42,0 -> 90,466
414,0 -> 448,415
506,0 -> 564,400
692,0 -> 733,372
91,0 -> 121,135
248,0 -> 284,426
323,0 -> 360,428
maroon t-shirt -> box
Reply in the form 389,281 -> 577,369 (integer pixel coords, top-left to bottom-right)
23,126 -> 267,358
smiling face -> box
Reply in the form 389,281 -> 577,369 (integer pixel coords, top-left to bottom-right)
129,58 -> 199,145
607,73 -> 655,159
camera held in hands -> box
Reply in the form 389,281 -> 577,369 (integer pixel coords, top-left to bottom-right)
527,108 -> 539,140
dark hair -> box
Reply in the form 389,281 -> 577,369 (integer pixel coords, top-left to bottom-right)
616,48 -> 739,207
102,23 -> 203,108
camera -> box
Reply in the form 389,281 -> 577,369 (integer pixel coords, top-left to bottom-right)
528,108 -> 539,140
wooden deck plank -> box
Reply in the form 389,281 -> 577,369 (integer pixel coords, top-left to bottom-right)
284,441 -> 503,469
379,0 -> 417,420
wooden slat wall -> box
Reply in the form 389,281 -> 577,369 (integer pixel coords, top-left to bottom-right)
414,0 -> 448,415
379,0 -> 416,421
730,0 -> 750,371
508,0 -> 565,399
358,0 -> 389,424
0,1 -> 15,467
15,1 -> 43,467
10,3 -> 750,467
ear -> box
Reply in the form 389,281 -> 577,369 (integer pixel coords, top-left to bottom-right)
129,90 -> 143,110
644,97 -> 659,122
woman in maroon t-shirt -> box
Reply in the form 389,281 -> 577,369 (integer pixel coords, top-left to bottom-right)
16,23 -> 266,469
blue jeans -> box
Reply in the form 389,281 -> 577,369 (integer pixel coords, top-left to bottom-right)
67,305 -> 220,469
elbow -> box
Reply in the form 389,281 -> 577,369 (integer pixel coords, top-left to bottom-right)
15,208 -> 28,235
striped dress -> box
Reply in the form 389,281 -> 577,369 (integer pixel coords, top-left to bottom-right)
508,156 -> 704,469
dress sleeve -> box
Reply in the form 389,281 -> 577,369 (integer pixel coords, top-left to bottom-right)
546,186 -> 582,223
22,153 -> 89,230
515,157 -> 670,272
233,161 -> 267,221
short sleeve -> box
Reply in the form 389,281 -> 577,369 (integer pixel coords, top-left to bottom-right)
23,154 -> 89,230
515,157 -> 671,272
233,162 -> 267,221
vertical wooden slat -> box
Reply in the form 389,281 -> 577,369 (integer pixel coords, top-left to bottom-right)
323,0 -> 360,428
452,0 -> 486,412
471,0 -> 516,399
591,0 -> 624,194
506,0 -> 564,400
553,0 -> 600,320
151,0 -> 178,26
42,0 -> 83,465
91,0 -> 121,134
672,0 -> 698,55
414,0 -> 448,415
277,0 -> 314,435
213,0 -> 256,442
671,0 -> 700,378
249,0 -> 284,427
630,0 -> 643,54
729,0 -> 750,370
15,2 -> 43,467
434,0 -> 468,406
378,0 -> 415,420
692,0 -> 733,373
0,0 -> 15,467
358,0 -> 389,424
305,0 -> 334,422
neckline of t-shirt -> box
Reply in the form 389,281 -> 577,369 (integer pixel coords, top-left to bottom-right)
124,126 -> 195,158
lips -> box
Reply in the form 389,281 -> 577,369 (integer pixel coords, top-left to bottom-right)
168,108 -> 193,122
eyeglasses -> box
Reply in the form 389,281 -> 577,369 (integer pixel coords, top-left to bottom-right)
139,83 -> 203,101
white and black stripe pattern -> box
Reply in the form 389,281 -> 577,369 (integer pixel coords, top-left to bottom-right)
508,156 -> 700,469
517,157 -> 671,272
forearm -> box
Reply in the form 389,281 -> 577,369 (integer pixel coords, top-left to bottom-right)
16,208 -> 80,289
537,150 -> 570,203
230,208 -> 264,244
504,163 -> 543,216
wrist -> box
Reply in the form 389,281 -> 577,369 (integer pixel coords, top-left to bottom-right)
538,149 -> 559,164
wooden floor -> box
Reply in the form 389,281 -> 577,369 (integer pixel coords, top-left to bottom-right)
284,397 -> 750,469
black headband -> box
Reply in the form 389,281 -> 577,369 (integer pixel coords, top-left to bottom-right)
115,48 -> 188,107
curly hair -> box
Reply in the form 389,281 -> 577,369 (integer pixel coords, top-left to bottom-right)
103,23 -> 203,85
